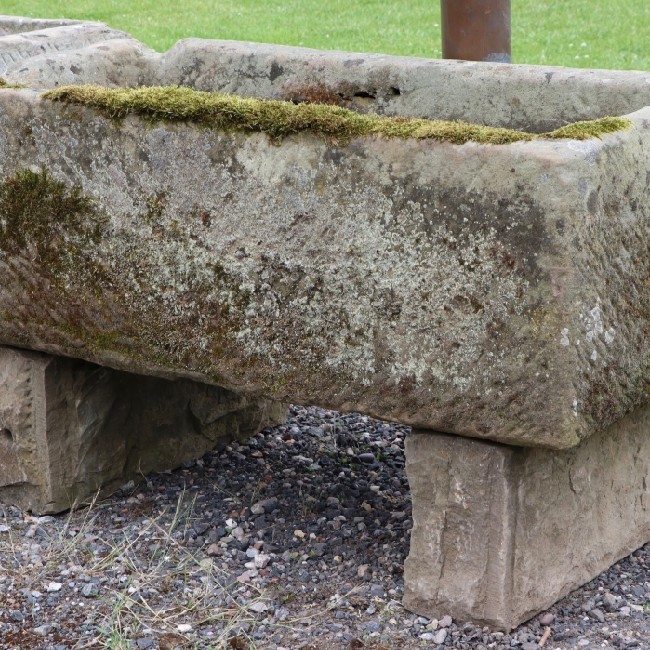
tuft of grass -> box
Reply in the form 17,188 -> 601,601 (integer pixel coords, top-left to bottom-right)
0,492 -> 265,649
43,84 -> 633,145
0,489 -> 362,649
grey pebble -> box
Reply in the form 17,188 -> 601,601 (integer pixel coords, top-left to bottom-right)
274,607 -> 289,621
602,592 -> 619,611
250,497 -> 279,514
364,621 -> 381,633
10,609 -> 23,622
369,583 -> 384,596
81,582 -> 99,598
433,628 -> 448,644
439,614 -> 453,628
588,608 -> 605,623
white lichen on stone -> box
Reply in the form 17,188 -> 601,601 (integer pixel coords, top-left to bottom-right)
584,303 -> 604,343
560,328 -> 570,346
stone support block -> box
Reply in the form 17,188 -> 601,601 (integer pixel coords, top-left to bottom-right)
0,346 -> 285,514
403,407 -> 650,630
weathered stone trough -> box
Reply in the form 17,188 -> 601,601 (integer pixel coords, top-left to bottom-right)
0,16 -> 649,630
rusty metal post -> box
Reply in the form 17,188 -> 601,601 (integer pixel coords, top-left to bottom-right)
441,0 -> 511,63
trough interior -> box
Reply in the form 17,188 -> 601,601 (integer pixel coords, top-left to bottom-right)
152,38 -> 650,133
4,15 -> 650,134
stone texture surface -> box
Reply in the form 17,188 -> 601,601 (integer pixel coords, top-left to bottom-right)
0,15 -> 648,630
0,87 -> 649,448
403,407 -> 650,630
0,21 -> 132,80
1,17 -> 650,451
0,346 -> 285,514
155,39 -> 650,132
0,22 -> 158,89
0,16 -> 84,36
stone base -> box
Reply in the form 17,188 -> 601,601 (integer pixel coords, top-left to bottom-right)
403,407 -> 650,630
0,346 -> 286,514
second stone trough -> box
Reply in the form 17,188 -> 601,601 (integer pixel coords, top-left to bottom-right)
0,16 -> 648,630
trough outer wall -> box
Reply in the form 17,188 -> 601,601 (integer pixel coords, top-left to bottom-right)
0,91 -> 646,449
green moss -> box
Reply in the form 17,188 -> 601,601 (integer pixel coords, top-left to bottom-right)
0,168 -> 251,385
546,116 -> 631,140
0,168 -> 107,259
43,84 -> 632,146
0,77 -> 26,90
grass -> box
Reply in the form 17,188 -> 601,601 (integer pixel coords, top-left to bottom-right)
2,0 -> 650,70
42,84 -> 632,145
0,490 -> 364,650
0,492 -> 261,649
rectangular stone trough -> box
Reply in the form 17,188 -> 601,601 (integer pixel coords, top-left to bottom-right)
0,16 -> 649,630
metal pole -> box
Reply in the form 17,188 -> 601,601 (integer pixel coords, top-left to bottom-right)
441,0 -> 511,63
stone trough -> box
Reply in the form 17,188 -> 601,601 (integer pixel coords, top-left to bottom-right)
0,16 -> 649,630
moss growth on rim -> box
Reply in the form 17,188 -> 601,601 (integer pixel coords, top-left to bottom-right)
43,84 -> 632,145
546,117 -> 631,140
0,77 -> 25,89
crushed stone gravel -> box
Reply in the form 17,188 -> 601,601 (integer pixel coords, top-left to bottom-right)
1,405 -> 648,649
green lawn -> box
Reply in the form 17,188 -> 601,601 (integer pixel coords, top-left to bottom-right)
4,0 -> 650,70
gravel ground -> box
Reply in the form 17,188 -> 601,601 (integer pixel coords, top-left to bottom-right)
1,405 -> 648,650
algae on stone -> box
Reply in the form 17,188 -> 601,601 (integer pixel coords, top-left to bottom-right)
0,166 -> 251,386
0,168 -> 106,257
43,84 -> 632,145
